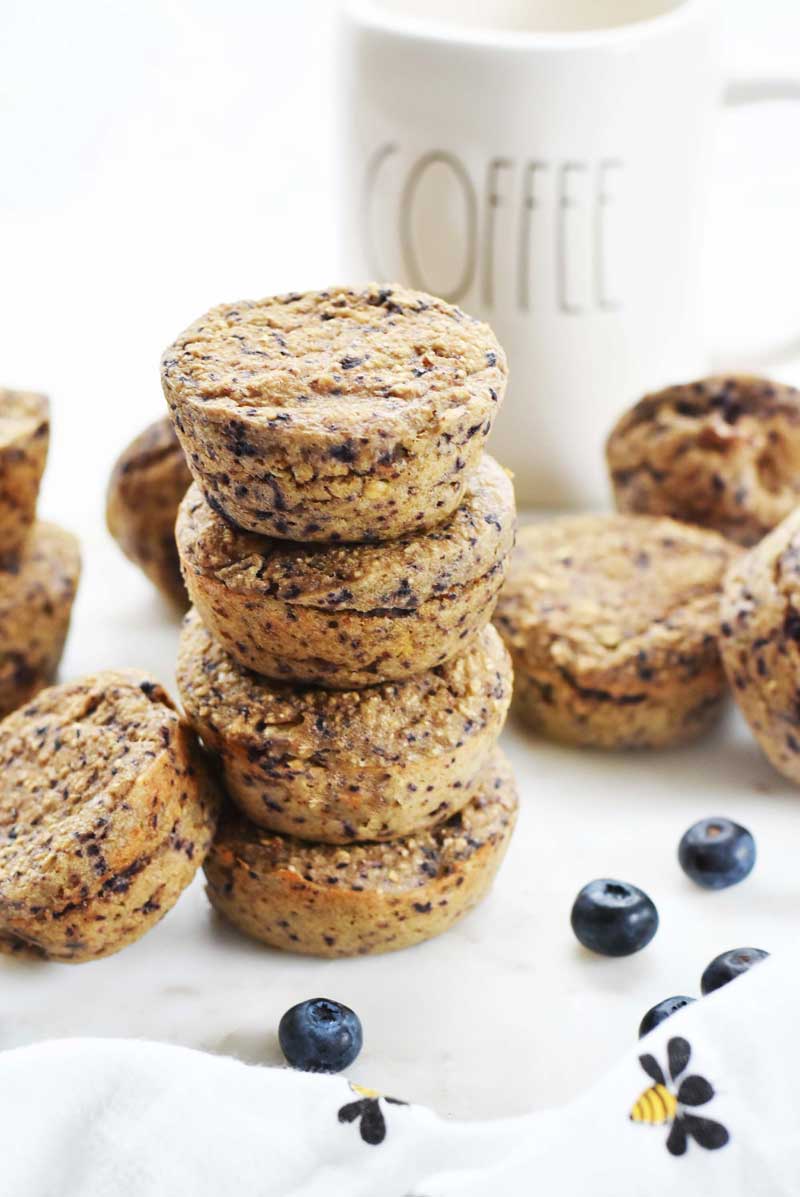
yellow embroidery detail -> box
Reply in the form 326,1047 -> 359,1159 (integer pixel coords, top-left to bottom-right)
631,1083 -> 678,1125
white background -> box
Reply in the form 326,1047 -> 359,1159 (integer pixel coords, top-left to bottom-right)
1,0 -> 800,1119
2,0 -> 800,519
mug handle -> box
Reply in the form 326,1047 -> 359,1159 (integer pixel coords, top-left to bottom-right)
713,77 -> 800,369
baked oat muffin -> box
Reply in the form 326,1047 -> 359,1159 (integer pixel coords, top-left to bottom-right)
0,670 -> 219,962
0,389 -> 49,562
176,454 -> 515,688
161,284 -> 506,543
494,515 -> 737,749
0,522 -> 80,718
177,609 -> 512,842
720,508 -> 800,783
607,375 -> 800,546
204,751 -> 517,957
106,416 -> 191,608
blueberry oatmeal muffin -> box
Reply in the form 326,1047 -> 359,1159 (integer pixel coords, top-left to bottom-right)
0,671 -> 219,962
607,376 -> 800,547
0,389 -> 49,562
204,751 -> 517,957
106,416 -> 191,608
494,515 -> 737,749
0,522 -> 80,718
161,284 -> 506,543
176,454 -> 515,688
720,508 -> 800,783
177,609 -> 512,843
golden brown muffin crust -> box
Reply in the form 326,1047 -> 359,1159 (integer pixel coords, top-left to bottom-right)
0,670 -> 219,960
161,284 -> 506,542
607,375 -> 800,546
106,416 -> 191,607
177,454 -> 514,611
0,389 -> 49,562
162,284 -> 505,427
494,515 -> 737,748
0,521 -> 80,717
176,456 -> 515,687
204,752 -> 518,956
0,762 -> 218,963
720,508 -> 800,783
177,611 -> 512,841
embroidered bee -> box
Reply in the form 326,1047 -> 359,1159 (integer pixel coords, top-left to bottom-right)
631,1036 -> 730,1156
338,1083 -> 407,1146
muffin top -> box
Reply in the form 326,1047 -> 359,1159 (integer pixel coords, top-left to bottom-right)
0,671 -> 191,909
178,609 -> 511,766
176,454 -> 515,611
607,375 -> 800,545
495,514 -> 736,678
611,374 -> 800,433
0,389 -> 49,451
161,284 -> 506,432
210,752 -> 517,893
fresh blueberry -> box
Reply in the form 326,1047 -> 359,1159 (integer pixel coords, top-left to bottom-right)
701,947 -> 769,995
278,998 -> 363,1073
678,817 -> 756,889
570,879 -> 659,957
638,995 -> 696,1038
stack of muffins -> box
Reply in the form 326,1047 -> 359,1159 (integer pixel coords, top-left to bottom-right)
0,389 -> 80,718
163,284 -> 519,956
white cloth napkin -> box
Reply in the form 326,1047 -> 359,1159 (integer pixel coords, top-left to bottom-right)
1,949 -> 796,1197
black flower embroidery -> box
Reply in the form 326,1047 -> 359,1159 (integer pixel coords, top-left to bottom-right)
337,1084 -> 407,1146
630,1036 -> 730,1156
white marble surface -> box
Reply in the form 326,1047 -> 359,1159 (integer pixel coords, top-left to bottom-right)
0,518 -> 798,1120
1,0 -> 800,1123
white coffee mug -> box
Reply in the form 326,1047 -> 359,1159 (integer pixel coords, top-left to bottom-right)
339,0 -> 800,507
